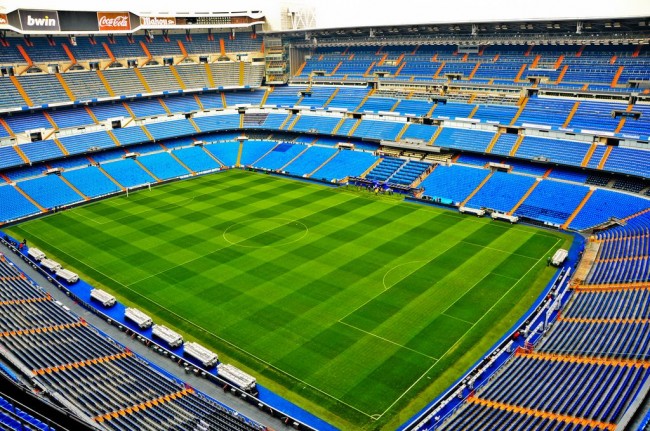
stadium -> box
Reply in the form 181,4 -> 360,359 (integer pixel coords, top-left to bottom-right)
0,0 -> 648,430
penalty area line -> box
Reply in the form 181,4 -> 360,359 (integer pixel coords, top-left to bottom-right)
337,320 -> 438,361
374,237 -> 562,420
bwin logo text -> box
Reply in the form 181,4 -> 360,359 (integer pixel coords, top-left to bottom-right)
27,15 -> 56,26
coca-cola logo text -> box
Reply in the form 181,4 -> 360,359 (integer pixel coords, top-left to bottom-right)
99,16 -> 128,28
97,12 -> 131,31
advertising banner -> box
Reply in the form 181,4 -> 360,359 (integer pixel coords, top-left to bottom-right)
18,10 -> 61,31
97,12 -> 131,31
0,14 -> 8,25
140,16 -> 176,27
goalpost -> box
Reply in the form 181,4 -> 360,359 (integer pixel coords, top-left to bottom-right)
125,182 -> 152,198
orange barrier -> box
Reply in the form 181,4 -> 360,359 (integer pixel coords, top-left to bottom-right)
95,388 -> 194,423
611,66 -> 624,88
562,101 -> 580,128
1,321 -> 85,338
561,189 -> 594,229
597,146 -> 613,169
10,76 -> 33,106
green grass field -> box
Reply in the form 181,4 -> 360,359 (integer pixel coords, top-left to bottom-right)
6,170 -> 571,430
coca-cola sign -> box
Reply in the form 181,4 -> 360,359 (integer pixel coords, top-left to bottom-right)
97,12 -> 131,31
140,16 -> 176,27
0,14 -> 7,26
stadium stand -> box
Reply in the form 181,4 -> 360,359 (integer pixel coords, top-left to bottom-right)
0,393 -> 55,431
62,166 -> 122,198
515,180 -> 591,225
0,252 -> 264,431
419,164 -> 490,204
173,146 -> 223,172
437,212 -> 650,431
0,185 -> 41,222
0,12 -> 650,431
137,152 -> 191,180
99,158 -> 156,188
311,149 -> 378,181
466,171 -> 537,213
16,175 -> 84,209
283,145 -> 339,177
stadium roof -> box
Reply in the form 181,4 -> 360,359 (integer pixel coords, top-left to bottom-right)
1,0 -> 648,31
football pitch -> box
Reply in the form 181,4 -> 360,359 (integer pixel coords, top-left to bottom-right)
6,169 -> 571,430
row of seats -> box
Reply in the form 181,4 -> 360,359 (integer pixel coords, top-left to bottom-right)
2,82 -> 649,182
296,44 -> 649,86
0,62 -> 265,110
0,394 -> 53,431
40,112 -> 640,180
584,211 -> 650,285
0,33 -> 262,65
1,135 -> 648,230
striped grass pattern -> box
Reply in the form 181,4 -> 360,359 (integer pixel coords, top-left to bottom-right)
6,169 -> 570,430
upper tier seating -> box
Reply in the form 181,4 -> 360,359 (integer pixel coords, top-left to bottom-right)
0,33 -> 262,66
58,130 -> 116,155
0,78 -> 27,110
16,74 -> 68,106
296,44 -> 650,90
351,119 -> 404,141
63,71 -> 111,100
144,119 -> 197,141
292,114 -> 341,135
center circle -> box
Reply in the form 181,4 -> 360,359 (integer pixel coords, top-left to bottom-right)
223,218 -> 309,248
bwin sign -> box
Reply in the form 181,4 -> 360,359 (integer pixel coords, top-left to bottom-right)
19,10 -> 61,31
27,15 -> 57,27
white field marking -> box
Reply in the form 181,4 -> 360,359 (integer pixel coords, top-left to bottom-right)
127,217 -> 309,287
382,260 -> 428,290
374,237 -> 562,420
337,320 -> 438,361
337,240 -> 461,323
460,240 -> 541,260
222,218 -> 309,248
437,271 -> 518,322
441,313 -> 475,326
16,227 -> 376,419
